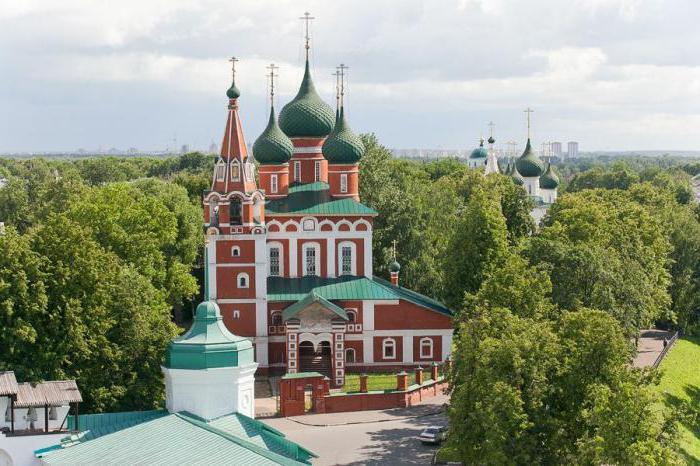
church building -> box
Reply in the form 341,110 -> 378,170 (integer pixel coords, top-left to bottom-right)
202,42 -> 453,387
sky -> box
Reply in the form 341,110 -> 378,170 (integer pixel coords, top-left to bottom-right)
1,0 -> 700,153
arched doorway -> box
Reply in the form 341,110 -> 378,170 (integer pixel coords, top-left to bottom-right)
299,340 -> 332,378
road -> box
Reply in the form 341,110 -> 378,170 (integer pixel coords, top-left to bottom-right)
263,395 -> 449,466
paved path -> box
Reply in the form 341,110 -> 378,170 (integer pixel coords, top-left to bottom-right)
263,395 -> 449,465
633,328 -> 675,368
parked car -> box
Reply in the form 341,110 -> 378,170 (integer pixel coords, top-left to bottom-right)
418,425 -> 448,444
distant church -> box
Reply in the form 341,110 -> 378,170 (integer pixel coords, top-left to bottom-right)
202,34 -> 452,387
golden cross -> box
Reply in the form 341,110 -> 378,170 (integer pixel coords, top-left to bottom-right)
266,63 -> 278,105
338,63 -> 348,107
228,56 -> 239,82
524,107 -> 534,139
391,240 -> 397,261
299,12 -> 315,60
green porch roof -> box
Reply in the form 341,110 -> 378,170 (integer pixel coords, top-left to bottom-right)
282,290 -> 349,321
39,411 -> 316,466
267,276 -> 453,317
265,182 -> 377,216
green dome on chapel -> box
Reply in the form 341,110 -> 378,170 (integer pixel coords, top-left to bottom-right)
323,107 -> 365,164
279,60 -> 335,138
469,139 -> 488,159
226,77 -> 240,99
164,300 -> 254,370
389,260 -> 401,273
253,106 -> 294,165
512,166 -> 525,185
539,163 -> 560,189
515,139 -> 545,177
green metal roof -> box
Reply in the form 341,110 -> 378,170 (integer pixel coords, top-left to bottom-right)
279,60 -> 335,138
322,107 -> 365,164
39,411 -> 315,466
469,139 -> 488,159
265,182 -> 377,216
267,276 -> 396,302
539,162 -> 560,189
267,276 -> 453,317
253,106 -> 294,165
164,301 -> 254,370
66,410 -> 169,442
282,290 -> 349,321
515,138 -> 545,177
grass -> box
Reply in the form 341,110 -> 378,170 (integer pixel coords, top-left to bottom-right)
657,336 -> 700,465
342,372 -> 397,392
435,445 -> 459,464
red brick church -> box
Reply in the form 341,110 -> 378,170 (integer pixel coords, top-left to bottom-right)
202,49 -> 452,387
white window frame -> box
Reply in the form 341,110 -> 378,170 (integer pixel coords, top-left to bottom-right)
419,337 -> 433,359
303,242 -> 321,277
340,173 -> 348,193
216,162 -> 225,181
382,338 -> 396,359
268,242 -> 283,277
233,310 -> 240,319
237,272 -> 250,289
271,174 -> 278,193
314,161 -> 321,182
345,309 -> 356,323
302,217 -> 316,231
244,162 -> 254,182
337,241 -> 357,276
230,160 -> 241,181
231,246 -> 240,257
345,348 -> 356,363
294,161 -> 301,182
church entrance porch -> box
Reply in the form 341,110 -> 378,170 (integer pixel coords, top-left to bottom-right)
299,341 -> 332,378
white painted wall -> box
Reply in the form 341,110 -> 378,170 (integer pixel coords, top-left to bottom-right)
0,433 -> 65,466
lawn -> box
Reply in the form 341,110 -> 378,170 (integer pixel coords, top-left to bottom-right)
342,373 -> 397,393
657,336 -> 700,465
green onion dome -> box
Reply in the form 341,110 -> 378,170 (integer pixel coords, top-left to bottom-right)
512,166 -> 525,185
469,138 -> 488,159
322,107 -> 365,164
226,77 -> 240,99
164,301 -> 254,370
539,163 -> 560,189
279,60 -> 335,138
515,139 -> 545,177
389,260 -> 401,273
253,106 -> 294,165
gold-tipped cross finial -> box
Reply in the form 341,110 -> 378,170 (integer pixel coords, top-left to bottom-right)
391,240 -> 397,261
228,56 -> 239,82
266,63 -> 278,106
299,12 -> 315,61
524,107 -> 534,139
333,69 -> 341,111
488,121 -> 495,138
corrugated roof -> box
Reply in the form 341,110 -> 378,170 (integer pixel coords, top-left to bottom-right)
39,411 -> 311,466
266,182 -> 377,216
0,371 -> 18,396
15,380 -> 82,408
66,410 -> 169,442
267,276 -> 453,317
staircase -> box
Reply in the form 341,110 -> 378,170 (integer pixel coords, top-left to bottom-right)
300,354 -> 332,378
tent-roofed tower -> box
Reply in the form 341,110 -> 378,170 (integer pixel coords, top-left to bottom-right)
204,58 -> 266,237
279,12 -> 335,185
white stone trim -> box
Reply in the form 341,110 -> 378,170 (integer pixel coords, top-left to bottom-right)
382,337 -> 396,359
267,241 -> 284,277
402,335 -> 413,363
327,237 -> 336,278
293,146 -> 323,154
363,301 -> 375,331
207,239 -> 217,300
419,337 -> 433,359
301,241 -> 321,277
362,335 -> 374,363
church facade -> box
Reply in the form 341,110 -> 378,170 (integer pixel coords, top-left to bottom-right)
202,55 -> 452,387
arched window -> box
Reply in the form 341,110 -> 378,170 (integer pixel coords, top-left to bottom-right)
303,243 -> 320,277
237,273 -> 249,288
382,338 -> 396,359
271,312 -> 283,326
230,161 -> 241,181
340,173 -> 348,193
231,246 -> 240,257
269,246 -> 281,276
216,161 -> 225,181
233,310 -> 240,319
346,310 -> 356,323
229,198 -> 242,225
302,218 -> 316,231
345,348 -> 356,363
338,241 -> 356,276
420,337 -> 433,359
209,198 -> 219,225
271,174 -> 278,193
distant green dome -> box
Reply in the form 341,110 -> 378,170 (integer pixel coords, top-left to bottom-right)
515,139 -> 545,177
165,300 -> 254,370
540,163 -> 560,189
226,78 -> 240,99
279,60 -> 335,138
469,139 -> 487,159
323,107 -> 365,164
512,166 -> 525,186
389,260 -> 401,273
253,106 -> 294,165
